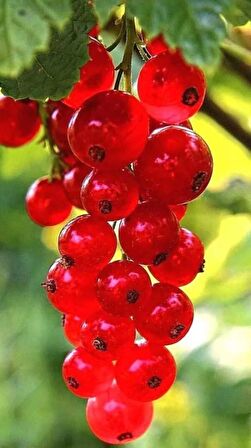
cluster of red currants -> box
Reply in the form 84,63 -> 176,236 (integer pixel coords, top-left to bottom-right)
0,34 -> 213,444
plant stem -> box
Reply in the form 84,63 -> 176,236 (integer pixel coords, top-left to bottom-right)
117,17 -> 138,93
106,18 -> 126,52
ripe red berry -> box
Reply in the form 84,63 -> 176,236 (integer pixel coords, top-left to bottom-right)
86,382 -> 153,444
80,310 -> 136,360
25,177 -> 72,226
68,90 -> 149,169
0,97 -> 41,147
134,283 -> 194,345
62,346 -> 114,398
134,126 -> 213,205
169,204 -> 188,221
146,34 -> 169,55
62,314 -> 83,346
149,116 -> 192,133
58,148 -> 79,168
44,256 -> 99,317
81,169 -> 139,220
63,163 -> 91,209
137,50 -> 206,123
96,260 -> 152,317
58,214 -> 117,268
48,102 -> 73,153
149,228 -> 204,286
63,40 -> 114,109
119,201 -> 179,265
88,25 -> 100,38
115,341 -> 176,402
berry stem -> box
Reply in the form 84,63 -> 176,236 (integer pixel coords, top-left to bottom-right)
106,18 -> 125,52
117,17 -> 138,93
38,102 -> 67,179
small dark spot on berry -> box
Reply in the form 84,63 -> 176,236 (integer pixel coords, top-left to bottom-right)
99,200 -> 112,214
61,314 -> 66,327
192,171 -> 207,192
147,375 -> 162,388
182,87 -> 199,106
88,145 -> 105,162
117,432 -> 133,441
127,289 -> 139,304
59,255 -> 74,268
92,337 -> 107,351
41,279 -> 56,293
153,252 -> 168,265
67,377 -> 79,389
170,324 -> 185,339
199,259 -> 205,272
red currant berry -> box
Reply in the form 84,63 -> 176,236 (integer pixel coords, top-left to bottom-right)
46,99 -> 62,115
134,283 -> 194,345
63,40 -> 114,109
86,382 -> 153,444
134,126 -> 213,205
96,260 -> 152,317
119,201 -> 179,265
149,228 -> 204,286
80,310 -> 136,360
147,34 -> 169,55
58,214 -> 117,268
88,25 -> 100,38
62,346 -> 114,398
81,169 -> 139,220
115,341 -> 176,401
25,177 -> 72,226
149,116 -> 192,133
0,97 -> 41,147
44,256 -> 99,317
68,90 -> 149,169
62,314 -> 83,346
48,102 -> 73,153
169,204 -> 188,221
137,50 -> 206,123
58,148 -> 79,168
63,163 -> 91,209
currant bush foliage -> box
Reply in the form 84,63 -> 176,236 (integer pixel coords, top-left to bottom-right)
0,0 -> 250,100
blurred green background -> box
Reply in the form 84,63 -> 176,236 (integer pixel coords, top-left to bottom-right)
1,32 -> 251,448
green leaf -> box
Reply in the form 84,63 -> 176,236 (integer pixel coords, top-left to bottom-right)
93,0 -> 120,25
0,0 -> 72,78
224,0 -> 251,25
127,0 -> 231,67
0,0 -> 95,101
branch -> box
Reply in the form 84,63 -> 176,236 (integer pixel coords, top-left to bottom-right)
201,95 -> 251,151
222,50 -> 251,85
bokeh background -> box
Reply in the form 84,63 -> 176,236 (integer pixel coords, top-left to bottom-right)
1,26 -> 251,448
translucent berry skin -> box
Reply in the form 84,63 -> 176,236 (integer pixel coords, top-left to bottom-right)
62,346 -> 114,398
48,102 -> 73,152
63,40 -> 114,109
80,310 -> 136,361
25,177 -> 72,226
134,283 -> 194,346
81,169 -> 139,220
119,201 -> 179,266
96,260 -> 152,317
115,342 -> 176,402
86,382 -> 153,444
63,163 -> 90,209
68,90 -> 149,170
88,25 -> 100,38
137,50 -> 206,124
58,214 -> 117,269
169,204 -> 188,221
149,117 -> 192,133
45,257 -> 100,317
147,34 -> 169,55
134,126 -> 213,205
149,228 -> 204,286
62,314 -> 83,346
0,97 -> 41,147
